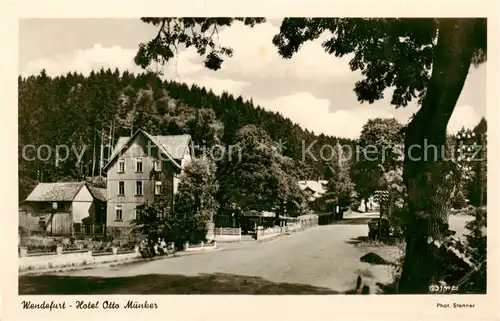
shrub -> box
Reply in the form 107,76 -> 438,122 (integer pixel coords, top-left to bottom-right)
387,207 -> 486,294
425,207 -> 487,294
451,189 -> 468,209
350,199 -> 362,212
27,244 -> 57,254
133,158 -> 218,248
461,207 -> 486,293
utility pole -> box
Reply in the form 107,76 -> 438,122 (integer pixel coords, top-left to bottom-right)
92,126 -> 97,179
99,125 -> 104,179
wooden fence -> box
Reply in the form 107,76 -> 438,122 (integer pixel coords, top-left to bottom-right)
213,227 -> 241,236
211,227 -> 242,242
184,241 -> 217,252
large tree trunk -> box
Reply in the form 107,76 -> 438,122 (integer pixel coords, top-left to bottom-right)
398,19 -> 478,294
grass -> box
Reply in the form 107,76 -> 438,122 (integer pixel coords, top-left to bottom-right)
345,235 -> 404,248
330,218 -> 373,225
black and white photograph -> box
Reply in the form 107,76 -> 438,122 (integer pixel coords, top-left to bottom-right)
2,2 -> 500,320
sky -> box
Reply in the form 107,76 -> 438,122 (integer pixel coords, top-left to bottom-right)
19,18 -> 487,139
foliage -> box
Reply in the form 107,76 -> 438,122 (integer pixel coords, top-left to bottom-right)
132,188 -> 210,248
349,199 -> 362,212
135,18 -> 266,71
385,207 -> 486,294
461,207 -> 487,293
351,118 -> 404,201
466,207 -> 487,248
165,210 -> 209,247
444,127 -> 481,210
451,162 -> 475,207
137,18 -> 485,107
427,207 -> 486,294
132,158 -> 219,248
173,157 -> 219,243
175,157 -> 219,220
275,18 -> 486,105
275,156 -> 307,217
217,125 -> 305,223
131,196 -> 169,241
133,17 -> 488,294
379,166 -> 407,229
451,189 -> 468,209
20,18 -> 489,293
466,117 -> 487,206
18,70 -> 353,200
323,144 -> 356,215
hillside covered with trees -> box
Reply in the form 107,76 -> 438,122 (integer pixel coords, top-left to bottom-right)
18,69 -> 354,200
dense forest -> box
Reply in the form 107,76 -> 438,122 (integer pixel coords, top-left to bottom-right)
18,68 -> 354,200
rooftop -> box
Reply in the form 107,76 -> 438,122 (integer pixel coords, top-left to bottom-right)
25,182 -> 86,202
111,133 -> 191,161
298,180 -> 327,196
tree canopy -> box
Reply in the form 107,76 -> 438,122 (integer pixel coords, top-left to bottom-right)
135,18 -> 265,71
134,17 -> 488,294
351,118 -> 404,200
136,18 -> 486,107
18,70 -> 353,199
323,143 -> 356,216
217,124 -> 305,222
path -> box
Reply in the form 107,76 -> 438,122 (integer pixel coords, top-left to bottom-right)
21,224 -> 399,294
19,213 -> 472,294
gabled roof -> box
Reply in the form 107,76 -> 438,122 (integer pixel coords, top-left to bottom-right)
25,182 -> 86,202
154,134 -> 191,160
87,185 -> 107,202
102,129 -> 191,172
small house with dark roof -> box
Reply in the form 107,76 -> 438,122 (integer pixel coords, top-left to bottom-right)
20,182 -> 107,235
102,129 -> 192,231
85,185 -> 107,234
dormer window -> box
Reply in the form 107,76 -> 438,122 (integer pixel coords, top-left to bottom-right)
135,158 -> 143,173
118,159 -> 125,173
154,160 -> 161,172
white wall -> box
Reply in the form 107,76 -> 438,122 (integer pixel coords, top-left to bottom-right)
174,145 -> 193,195
106,134 -> 158,228
173,176 -> 180,195
181,147 -> 192,168
19,251 -> 140,272
72,186 -> 93,223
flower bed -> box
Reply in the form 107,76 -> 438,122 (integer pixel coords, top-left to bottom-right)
26,245 -> 57,254
25,251 -> 57,257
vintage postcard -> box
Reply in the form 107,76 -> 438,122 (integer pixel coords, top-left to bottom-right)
1,0 -> 499,320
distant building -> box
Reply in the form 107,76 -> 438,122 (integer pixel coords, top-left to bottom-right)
102,129 -> 192,233
298,180 -> 328,212
20,182 -> 106,235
